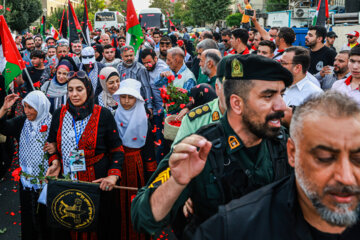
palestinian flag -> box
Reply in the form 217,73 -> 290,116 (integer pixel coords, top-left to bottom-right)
0,16 -> 26,91
40,15 -> 46,39
312,0 -> 329,26
68,0 -> 81,42
169,20 -> 178,31
59,8 -> 67,39
82,0 -> 92,46
126,0 -> 144,54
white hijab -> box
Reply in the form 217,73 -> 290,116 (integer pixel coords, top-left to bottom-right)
113,79 -> 148,148
22,90 -> 51,130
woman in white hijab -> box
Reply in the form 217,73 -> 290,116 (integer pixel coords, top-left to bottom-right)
113,79 -> 157,240
96,66 -> 120,114
0,91 -> 52,239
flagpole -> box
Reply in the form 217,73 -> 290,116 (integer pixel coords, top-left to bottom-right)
24,68 -> 36,91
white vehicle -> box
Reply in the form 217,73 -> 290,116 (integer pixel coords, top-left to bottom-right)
138,8 -> 166,31
94,9 -> 125,30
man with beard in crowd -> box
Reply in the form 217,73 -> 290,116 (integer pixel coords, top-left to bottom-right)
158,36 -> 172,62
131,54 -> 293,238
341,31 -> 359,51
34,35 -> 43,51
222,30 -> 235,57
117,45 -> 153,113
71,40 -> 83,57
315,50 -> 351,90
141,48 -> 170,162
194,39 -> 219,83
251,32 -> 261,54
305,26 -> 336,75
197,49 -> 222,88
21,38 -> 35,67
101,44 -> 121,68
195,91 -> 360,240
325,31 -> 338,52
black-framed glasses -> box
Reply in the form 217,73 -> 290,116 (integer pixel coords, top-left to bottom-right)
82,55 -> 94,59
347,36 -> 354,39
222,39 -> 228,43
160,42 -> 171,45
68,70 -> 87,79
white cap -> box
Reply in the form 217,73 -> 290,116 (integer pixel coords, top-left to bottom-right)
81,47 -> 96,65
113,79 -> 144,102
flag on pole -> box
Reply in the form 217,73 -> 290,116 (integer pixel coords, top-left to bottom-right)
40,15 -> 46,39
59,8 -> 67,39
312,0 -> 329,26
68,0 -> 81,42
82,0 -> 92,46
0,16 -> 26,91
126,0 -> 144,54
169,20 -> 178,31
51,24 -> 60,40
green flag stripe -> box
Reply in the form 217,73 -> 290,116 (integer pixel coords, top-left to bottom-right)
3,62 -> 22,91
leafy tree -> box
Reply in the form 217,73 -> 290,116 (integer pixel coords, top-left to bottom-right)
173,0 -> 194,26
226,13 -> 243,27
266,0 -> 288,12
108,0 -> 127,12
4,0 -> 42,32
187,0 -> 232,26
149,0 -> 173,16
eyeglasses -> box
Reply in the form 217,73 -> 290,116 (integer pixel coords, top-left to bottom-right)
82,55 -> 94,59
160,42 -> 171,46
347,36 -> 354,39
68,70 -> 87,79
222,39 -> 229,43
280,61 -> 295,66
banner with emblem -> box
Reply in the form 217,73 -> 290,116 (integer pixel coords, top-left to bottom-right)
47,179 -> 100,232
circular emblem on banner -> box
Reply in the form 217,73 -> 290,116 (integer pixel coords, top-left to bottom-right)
51,189 -> 95,230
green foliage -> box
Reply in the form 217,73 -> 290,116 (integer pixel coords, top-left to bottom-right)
108,0 -> 127,12
149,0 -> 173,16
187,0 -> 232,25
4,0 -> 43,32
226,13 -> 243,27
48,7 -> 65,30
266,0 -> 289,12
173,0 -> 194,26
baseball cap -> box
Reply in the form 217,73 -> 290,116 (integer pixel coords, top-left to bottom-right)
81,47 -> 96,65
346,31 -> 359,38
326,31 -> 338,38
217,54 -> 293,87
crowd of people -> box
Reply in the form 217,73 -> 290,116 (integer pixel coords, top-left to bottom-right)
1,1 -> 360,239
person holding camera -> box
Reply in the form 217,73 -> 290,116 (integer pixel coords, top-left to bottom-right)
237,0 -> 253,31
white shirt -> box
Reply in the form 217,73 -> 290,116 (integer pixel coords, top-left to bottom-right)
283,75 -> 323,106
332,76 -> 360,105
306,72 -> 321,87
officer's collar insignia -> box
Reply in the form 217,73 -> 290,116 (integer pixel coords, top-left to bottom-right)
231,58 -> 243,78
228,136 -> 240,150
148,167 -> 171,188
212,111 -> 220,121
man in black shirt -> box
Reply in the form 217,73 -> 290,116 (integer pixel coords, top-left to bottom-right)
305,26 -> 336,75
194,91 -> 360,240
22,50 -> 46,92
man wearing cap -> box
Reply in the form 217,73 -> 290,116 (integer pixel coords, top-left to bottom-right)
78,46 -> 105,97
325,31 -> 338,52
341,31 -> 359,51
194,91 -> 360,239
131,54 -> 293,238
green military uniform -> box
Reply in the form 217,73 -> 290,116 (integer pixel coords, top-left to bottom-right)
197,72 -> 217,89
172,98 -> 223,145
131,54 -> 294,236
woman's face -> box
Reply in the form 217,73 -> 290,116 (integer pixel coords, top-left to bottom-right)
106,76 -> 120,95
120,94 -> 136,110
56,67 -> 70,84
68,79 -> 87,106
24,102 -> 38,121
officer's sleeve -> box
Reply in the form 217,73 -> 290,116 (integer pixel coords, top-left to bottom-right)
193,210 -> 226,240
131,152 -> 190,235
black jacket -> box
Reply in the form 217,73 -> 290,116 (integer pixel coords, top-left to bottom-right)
194,174 -> 360,240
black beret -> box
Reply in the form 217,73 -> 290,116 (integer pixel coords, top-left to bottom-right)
217,54 -> 293,87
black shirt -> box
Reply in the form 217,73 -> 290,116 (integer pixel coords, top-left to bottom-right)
309,46 -> 337,75
22,66 -> 45,92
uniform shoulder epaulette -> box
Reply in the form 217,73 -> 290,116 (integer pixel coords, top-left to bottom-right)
187,104 -> 211,121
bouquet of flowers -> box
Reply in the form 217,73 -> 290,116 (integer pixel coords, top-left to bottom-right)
159,75 -> 190,113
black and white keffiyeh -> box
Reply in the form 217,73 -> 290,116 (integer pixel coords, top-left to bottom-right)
79,62 -> 99,92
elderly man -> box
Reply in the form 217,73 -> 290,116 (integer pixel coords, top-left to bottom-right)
197,49 -> 222,88
316,50 -> 351,90
193,39 -> 219,82
195,91 -> 360,239
156,47 -> 196,92
131,54 -> 293,238
117,45 -> 153,111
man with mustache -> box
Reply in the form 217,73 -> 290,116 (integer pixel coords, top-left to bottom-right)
195,91 -> 360,239
117,45 -> 153,113
131,54 -> 293,238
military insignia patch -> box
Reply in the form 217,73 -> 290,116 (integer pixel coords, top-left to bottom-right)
228,136 -> 240,150
47,180 -> 100,231
231,58 -> 243,78
187,104 -> 211,121
212,111 -> 220,121
149,167 -> 171,188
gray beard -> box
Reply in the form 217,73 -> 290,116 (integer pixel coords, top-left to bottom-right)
123,61 -> 134,67
295,164 -> 360,227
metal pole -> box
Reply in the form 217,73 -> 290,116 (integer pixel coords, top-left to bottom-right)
24,67 -> 36,91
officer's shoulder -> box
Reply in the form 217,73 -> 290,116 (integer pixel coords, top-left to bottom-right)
187,104 -> 212,122
195,121 -> 225,143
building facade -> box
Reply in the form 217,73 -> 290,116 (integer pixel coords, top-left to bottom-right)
41,0 -> 81,16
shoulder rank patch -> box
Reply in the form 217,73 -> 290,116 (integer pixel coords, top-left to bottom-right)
212,111 -> 220,121
231,58 -> 243,78
148,167 -> 171,188
187,104 -> 211,121
228,136 -> 240,150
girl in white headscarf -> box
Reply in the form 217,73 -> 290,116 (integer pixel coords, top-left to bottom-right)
113,79 -> 156,240
0,91 -> 52,239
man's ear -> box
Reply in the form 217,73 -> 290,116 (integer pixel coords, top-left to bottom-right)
229,94 -> 244,115
287,138 -> 296,168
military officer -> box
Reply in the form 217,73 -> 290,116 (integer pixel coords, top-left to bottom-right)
131,55 -> 294,238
